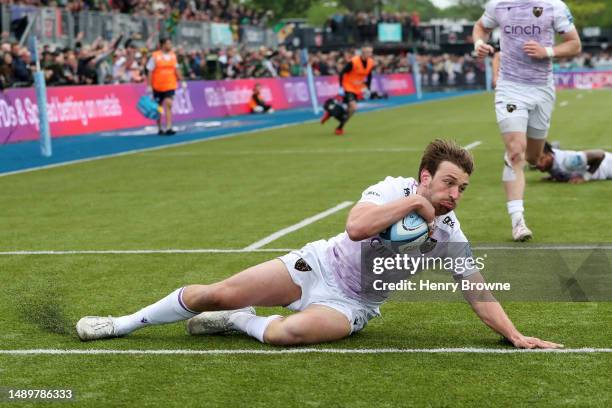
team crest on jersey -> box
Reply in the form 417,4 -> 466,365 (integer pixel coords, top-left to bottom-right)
533,7 -> 543,17
507,104 -> 517,113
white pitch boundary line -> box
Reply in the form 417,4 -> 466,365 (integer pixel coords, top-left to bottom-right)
0,348 -> 610,355
2,245 -> 611,256
243,201 -> 354,250
0,92 -> 482,179
463,141 -> 482,150
0,249 -> 296,255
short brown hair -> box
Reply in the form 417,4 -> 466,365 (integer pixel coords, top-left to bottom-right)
418,139 -> 474,182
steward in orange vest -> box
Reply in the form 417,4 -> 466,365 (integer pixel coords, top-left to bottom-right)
321,46 -> 375,136
146,38 -> 184,136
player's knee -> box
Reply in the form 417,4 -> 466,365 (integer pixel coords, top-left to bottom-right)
507,144 -> 526,166
182,283 -> 240,311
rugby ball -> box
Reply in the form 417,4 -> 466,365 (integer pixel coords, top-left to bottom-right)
380,212 -> 429,246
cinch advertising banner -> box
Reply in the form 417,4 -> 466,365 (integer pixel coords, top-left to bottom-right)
0,74 -> 415,144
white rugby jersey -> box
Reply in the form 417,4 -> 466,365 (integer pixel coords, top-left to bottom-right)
326,176 -> 478,304
550,149 -> 612,181
481,0 -> 575,86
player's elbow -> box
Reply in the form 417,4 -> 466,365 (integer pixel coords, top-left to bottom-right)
345,221 -> 370,241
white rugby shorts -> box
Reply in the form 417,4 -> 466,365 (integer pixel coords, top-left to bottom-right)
279,240 -> 380,334
495,80 -> 556,139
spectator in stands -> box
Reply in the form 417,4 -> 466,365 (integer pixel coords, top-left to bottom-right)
45,51 -> 69,86
12,48 -> 33,87
63,50 -> 79,85
0,52 -> 15,90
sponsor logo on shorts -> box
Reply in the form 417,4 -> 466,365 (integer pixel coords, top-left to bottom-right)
507,104 -> 517,113
404,188 -> 411,196
533,7 -> 543,17
294,258 -> 312,272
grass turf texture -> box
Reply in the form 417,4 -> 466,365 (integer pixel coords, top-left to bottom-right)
1,90 -> 611,407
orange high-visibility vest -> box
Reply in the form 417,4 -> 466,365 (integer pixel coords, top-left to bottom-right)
342,56 -> 374,96
151,51 -> 178,92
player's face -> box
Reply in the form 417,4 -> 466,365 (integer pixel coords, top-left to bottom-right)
535,152 -> 554,172
362,47 -> 373,58
163,40 -> 172,52
421,161 -> 470,216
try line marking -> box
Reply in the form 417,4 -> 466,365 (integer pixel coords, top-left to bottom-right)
2,245 -> 611,256
243,201 -> 354,250
0,348 -> 610,355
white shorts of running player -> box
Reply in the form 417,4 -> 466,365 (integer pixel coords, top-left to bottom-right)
279,240 -> 380,334
495,80 -> 556,139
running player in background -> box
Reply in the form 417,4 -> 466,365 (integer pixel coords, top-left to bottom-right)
472,1 -> 581,241
536,142 -> 612,183
146,38 -> 186,136
321,46 -> 375,136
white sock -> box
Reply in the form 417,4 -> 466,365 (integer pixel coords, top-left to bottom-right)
507,200 -> 524,227
229,313 -> 282,343
113,287 -> 198,336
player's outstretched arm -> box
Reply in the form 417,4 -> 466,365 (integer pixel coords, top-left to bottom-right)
461,272 -> 563,349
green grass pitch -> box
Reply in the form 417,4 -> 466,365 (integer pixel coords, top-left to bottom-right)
1,90 -> 611,407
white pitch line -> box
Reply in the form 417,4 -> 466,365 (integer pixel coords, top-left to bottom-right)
1,245 -> 611,256
243,201 -> 354,251
0,348 -> 610,355
0,249 -> 296,255
471,245 -> 612,250
463,141 -> 482,150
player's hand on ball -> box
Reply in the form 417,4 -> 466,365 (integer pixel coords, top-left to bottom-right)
511,335 -> 564,349
412,195 -> 435,226
523,41 -> 547,59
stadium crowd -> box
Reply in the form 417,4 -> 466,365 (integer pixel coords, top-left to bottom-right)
1,35 -> 609,90
0,38 -> 416,88
7,0 -> 272,27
